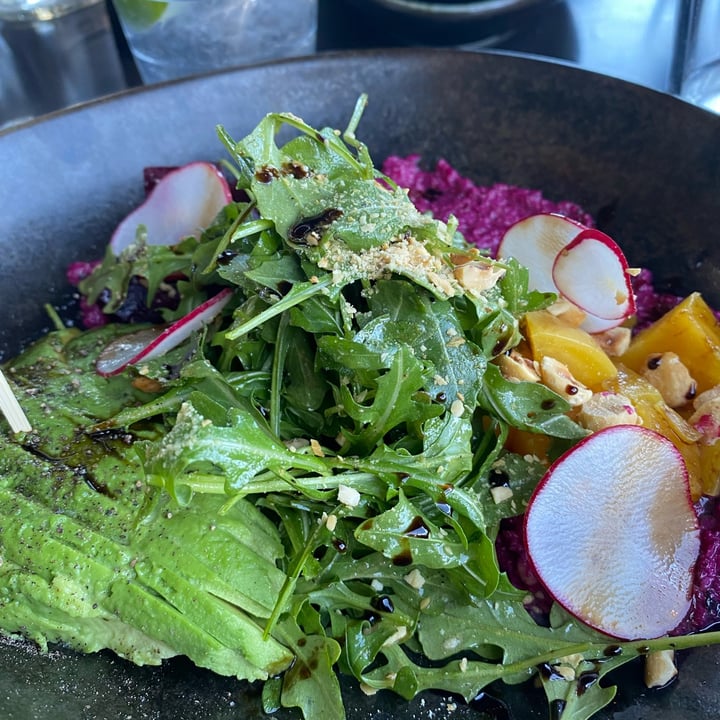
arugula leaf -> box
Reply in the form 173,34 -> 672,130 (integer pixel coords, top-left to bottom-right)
480,364 -> 589,440
362,279 -> 488,409
140,401 -> 331,498
276,610 -> 345,720
337,345 -> 438,455
355,491 -> 475,569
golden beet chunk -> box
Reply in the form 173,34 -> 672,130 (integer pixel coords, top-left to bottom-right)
620,292 -> 720,395
524,310 -> 618,391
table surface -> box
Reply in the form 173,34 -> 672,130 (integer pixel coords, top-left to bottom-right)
0,0 -> 687,130
316,0 -> 684,95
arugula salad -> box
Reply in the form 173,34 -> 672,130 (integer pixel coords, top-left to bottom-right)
3,96 -> 720,720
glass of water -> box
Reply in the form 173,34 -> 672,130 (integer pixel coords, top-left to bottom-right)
678,0 -> 720,113
111,0 -> 318,85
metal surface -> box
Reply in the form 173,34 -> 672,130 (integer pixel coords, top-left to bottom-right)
1,49 -> 720,719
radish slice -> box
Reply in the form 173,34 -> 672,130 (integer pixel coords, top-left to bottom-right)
524,425 -> 700,640
496,213 -> 586,293
96,288 -> 233,376
575,311 -> 630,335
110,162 -> 232,254
552,229 -> 636,322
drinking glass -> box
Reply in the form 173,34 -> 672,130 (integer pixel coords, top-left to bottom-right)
111,0 -> 318,85
678,0 -> 720,112
0,0 -> 126,128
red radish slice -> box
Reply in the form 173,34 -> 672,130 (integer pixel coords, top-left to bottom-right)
96,288 -> 233,376
496,213 -> 586,293
110,162 -> 232,254
524,425 -> 700,640
552,229 -> 636,322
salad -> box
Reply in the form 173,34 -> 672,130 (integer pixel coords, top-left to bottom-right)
2,96 -> 720,720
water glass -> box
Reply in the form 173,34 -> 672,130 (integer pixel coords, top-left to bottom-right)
678,0 -> 720,112
111,0 -> 318,85
0,0 -> 99,20
0,0 -> 127,129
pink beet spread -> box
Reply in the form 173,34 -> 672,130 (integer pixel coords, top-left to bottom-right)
381,155 -> 594,256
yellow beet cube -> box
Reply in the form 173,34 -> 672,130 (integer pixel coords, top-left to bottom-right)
524,310 -> 618,391
505,426 -> 553,460
620,292 -> 720,394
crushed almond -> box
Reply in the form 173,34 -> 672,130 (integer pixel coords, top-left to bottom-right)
497,350 -> 541,383
337,484 -> 361,508
546,297 -> 587,327
644,649 -> 678,688
404,568 -> 426,590
453,260 -> 505,295
643,352 -> 697,408
578,391 -> 641,431
490,485 -> 514,504
594,326 -> 632,356
539,356 -> 592,406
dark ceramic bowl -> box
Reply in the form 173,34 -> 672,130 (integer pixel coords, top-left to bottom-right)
1,49 -> 720,720
322,0 -> 557,46
354,0 -> 550,16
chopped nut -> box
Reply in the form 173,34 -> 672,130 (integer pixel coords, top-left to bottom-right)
546,297 -> 586,327
131,376 -> 164,393
594,326 -> 632,356
496,350 -> 541,383
643,352 -> 697,408
695,385 -> 720,407
453,260 -> 505,295
310,438 -> 325,457
337,484 -> 361,508
490,485 -> 514,504
325,513 -> 338,532
381,625 -> 408,647
427,270 -> 456,296
553,663 -> 576,681
539,356 -> 593,406
446,335 -> 466,348
644,649 -> 677,688
578,391 -> 641,431
551,653 -> 585,682
404,568 -> 426,590
689,390 -> 720,438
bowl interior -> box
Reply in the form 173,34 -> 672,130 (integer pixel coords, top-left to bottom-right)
0,49 -> 719,719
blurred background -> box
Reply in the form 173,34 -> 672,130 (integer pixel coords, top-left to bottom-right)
0,0 -> 693,130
